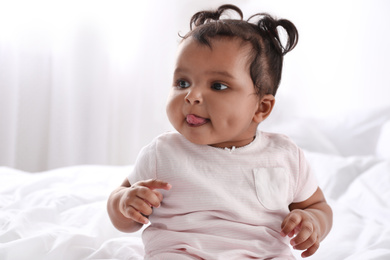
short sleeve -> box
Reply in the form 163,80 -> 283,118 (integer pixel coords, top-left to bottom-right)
128,140 -> 157,185
293,148 -> 318,203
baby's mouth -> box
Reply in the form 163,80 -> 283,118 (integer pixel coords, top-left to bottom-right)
186,114 -> 209,127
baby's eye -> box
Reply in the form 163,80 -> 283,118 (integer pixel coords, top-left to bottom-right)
176,80 -> 190,89
211,83 -> 228,91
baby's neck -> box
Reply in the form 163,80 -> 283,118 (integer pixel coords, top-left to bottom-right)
209,135 -> 256,149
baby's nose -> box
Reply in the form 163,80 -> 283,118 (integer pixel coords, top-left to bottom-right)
185,88 -> 203,104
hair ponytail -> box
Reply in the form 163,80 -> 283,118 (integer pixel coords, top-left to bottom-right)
250,14 -> 298,55
190,5 -> 243,30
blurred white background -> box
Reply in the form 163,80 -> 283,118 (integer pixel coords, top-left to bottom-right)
0,0 -> 389,172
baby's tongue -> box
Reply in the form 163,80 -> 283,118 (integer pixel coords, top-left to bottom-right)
186,114 -> 207,125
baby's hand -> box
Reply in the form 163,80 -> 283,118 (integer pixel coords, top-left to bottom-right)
280,209 -> 321,258
119,179 -> 171,225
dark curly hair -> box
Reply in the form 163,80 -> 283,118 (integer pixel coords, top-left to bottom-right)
181,4 -> 298,98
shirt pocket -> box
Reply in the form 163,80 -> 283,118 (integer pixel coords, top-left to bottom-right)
253,168 -> 290,211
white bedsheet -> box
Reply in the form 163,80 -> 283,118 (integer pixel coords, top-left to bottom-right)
1,108 -> 390,259
0,165 -> 144,260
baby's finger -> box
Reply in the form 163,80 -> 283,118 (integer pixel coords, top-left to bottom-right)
120,194 -> 153,217
301,240 -> 320,258
135,186 -> 163,208
132,197 -> 154,216
139,179 -> 172,191
152,190 -> 164,204
291,221 -> 315,248
293,233 -> 316,251
122,204 -> 149,224
288,226 -> 300,238
280,211 -> 302,237
128,207 -> 149,224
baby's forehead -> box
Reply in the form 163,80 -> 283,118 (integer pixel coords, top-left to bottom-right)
178,36 -> 253,56
175,36 -> 254,74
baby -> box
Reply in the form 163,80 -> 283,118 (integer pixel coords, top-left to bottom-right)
107,4 -> 332,259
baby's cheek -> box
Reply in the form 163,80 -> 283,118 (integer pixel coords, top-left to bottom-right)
166,98 -> 181,125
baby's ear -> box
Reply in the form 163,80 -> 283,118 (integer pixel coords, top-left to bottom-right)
253,94 -> 275,123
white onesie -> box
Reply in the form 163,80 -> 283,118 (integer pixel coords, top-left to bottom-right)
128,131 -> 318,260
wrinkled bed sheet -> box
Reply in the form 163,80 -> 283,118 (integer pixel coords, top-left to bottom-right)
0,165 -> 144,260
1,107 -> 390,259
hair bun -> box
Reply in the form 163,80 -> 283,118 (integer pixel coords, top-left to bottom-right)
190,4 -> 243,29
251,14 -> 298,55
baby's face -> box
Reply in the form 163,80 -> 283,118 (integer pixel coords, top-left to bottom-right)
166,37 -> 261,148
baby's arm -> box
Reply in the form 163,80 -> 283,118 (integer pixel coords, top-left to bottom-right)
107,178 -> 171,233
280,188 -> 333,258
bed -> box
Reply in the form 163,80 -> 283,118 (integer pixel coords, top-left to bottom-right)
1,107 -> 390,260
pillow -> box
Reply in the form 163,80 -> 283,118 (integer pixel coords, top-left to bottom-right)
260,117 -> 341,155
261,105 -> 390,157
313,106 -> 390,156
